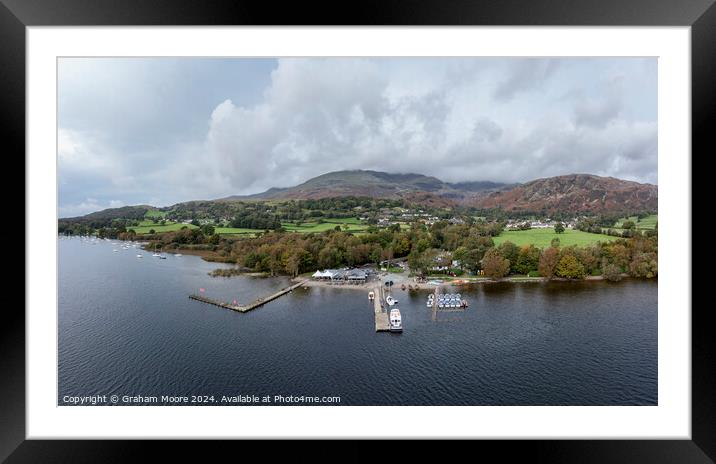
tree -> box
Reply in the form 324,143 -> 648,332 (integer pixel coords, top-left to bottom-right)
392,236 -> 411,257
458,248 -> 484,274
149,229 -> 156,234
283,252 -> 301,277
629,251 -> 658,278
551,237 -> 561,247
538,246 -> 560,280
554,222 -> 565,234
452,246 -> 468,270
497,241 -> 519,270
514,245 -> 540,275
482,248 -> 510,280
555,254 -> 585,279
602,261 -> 623,282
622,220 -> 636,230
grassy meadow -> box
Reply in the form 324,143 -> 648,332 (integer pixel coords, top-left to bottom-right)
129,221 -> 198,234
493,228 -> 614,248
614,214 -> 658,230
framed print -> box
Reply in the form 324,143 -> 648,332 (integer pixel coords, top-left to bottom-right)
6,0 -> 713,460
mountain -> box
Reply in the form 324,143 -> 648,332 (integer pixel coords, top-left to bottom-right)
466,174 -> 658,214
63,171 -> 657,221
222,170 -> 656,214
221,170 -> 505,202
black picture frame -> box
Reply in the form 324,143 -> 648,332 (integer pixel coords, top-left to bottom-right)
4,0 -> 711,461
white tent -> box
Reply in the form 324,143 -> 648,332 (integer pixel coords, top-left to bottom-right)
312,270 -> 335,279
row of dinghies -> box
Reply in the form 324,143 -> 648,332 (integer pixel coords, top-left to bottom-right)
427,292 -> 468,309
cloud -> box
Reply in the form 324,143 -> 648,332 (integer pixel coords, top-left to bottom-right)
572,75 -> 625,128
493,59 -> 559,101
59,198 -> 126,217
58,57 -> 658,214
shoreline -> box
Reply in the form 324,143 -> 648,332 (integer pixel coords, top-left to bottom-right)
129,240 -> 646,287
291,273 -> 644,290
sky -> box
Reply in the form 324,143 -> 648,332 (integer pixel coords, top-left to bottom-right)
58,57 -> 657,217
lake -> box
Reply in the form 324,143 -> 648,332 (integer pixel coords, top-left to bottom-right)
58,237 -> 657,406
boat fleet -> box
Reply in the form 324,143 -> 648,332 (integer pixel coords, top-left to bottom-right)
427,293 -> 468,309
76,237 -> 182,260
370,286 -> 471,334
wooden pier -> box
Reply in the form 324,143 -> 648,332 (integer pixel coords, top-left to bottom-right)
372,285 -> 390,332
189,280 -> 307,313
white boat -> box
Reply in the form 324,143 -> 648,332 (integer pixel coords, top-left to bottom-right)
385,296 -> 398,306
174,253 -> 182,257
389,308 -> 403,332
136,254 -> 143,258
426,299 -> 433,307
113,249 -> 119,252
368,291 -> 375,301
152,253 -> 161,257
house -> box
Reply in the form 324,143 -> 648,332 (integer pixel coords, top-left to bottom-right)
346,269 -> 367,284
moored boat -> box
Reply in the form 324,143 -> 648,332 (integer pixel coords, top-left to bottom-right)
386,295 -> 398,306
389,308 -> 403,332
368,291 -> 375,301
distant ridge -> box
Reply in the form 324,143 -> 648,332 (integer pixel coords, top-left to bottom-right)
65,170 -> 657,219
220,169 -> 507,202
219,169 -> 656,214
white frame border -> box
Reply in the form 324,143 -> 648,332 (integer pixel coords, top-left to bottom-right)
27,26 -> 690,439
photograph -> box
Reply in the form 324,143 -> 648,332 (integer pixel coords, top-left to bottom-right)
57,56 -> 658,407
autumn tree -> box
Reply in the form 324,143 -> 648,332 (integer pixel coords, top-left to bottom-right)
538,246 -> 560,280
482,248 -> 510,280
629,252 -> 658,278
555,254 -> 585,279
602,261 -> 623,282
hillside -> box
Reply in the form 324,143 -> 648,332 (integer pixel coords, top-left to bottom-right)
467,174 -> 658,214
62,171 -> 658,221
221,170 -> 656,215
221,170 -> 506,202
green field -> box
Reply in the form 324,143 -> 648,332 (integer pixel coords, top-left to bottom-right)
317,217 -> 362,224
144,209 -> 167,218
214,227 -> 261,236
493,228 -> 615,248
129,222 -> 198,234
281,218 -> 368,234
614,214 -> 658,230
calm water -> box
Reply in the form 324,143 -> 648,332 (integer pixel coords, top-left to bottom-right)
58,237 -> 657,405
